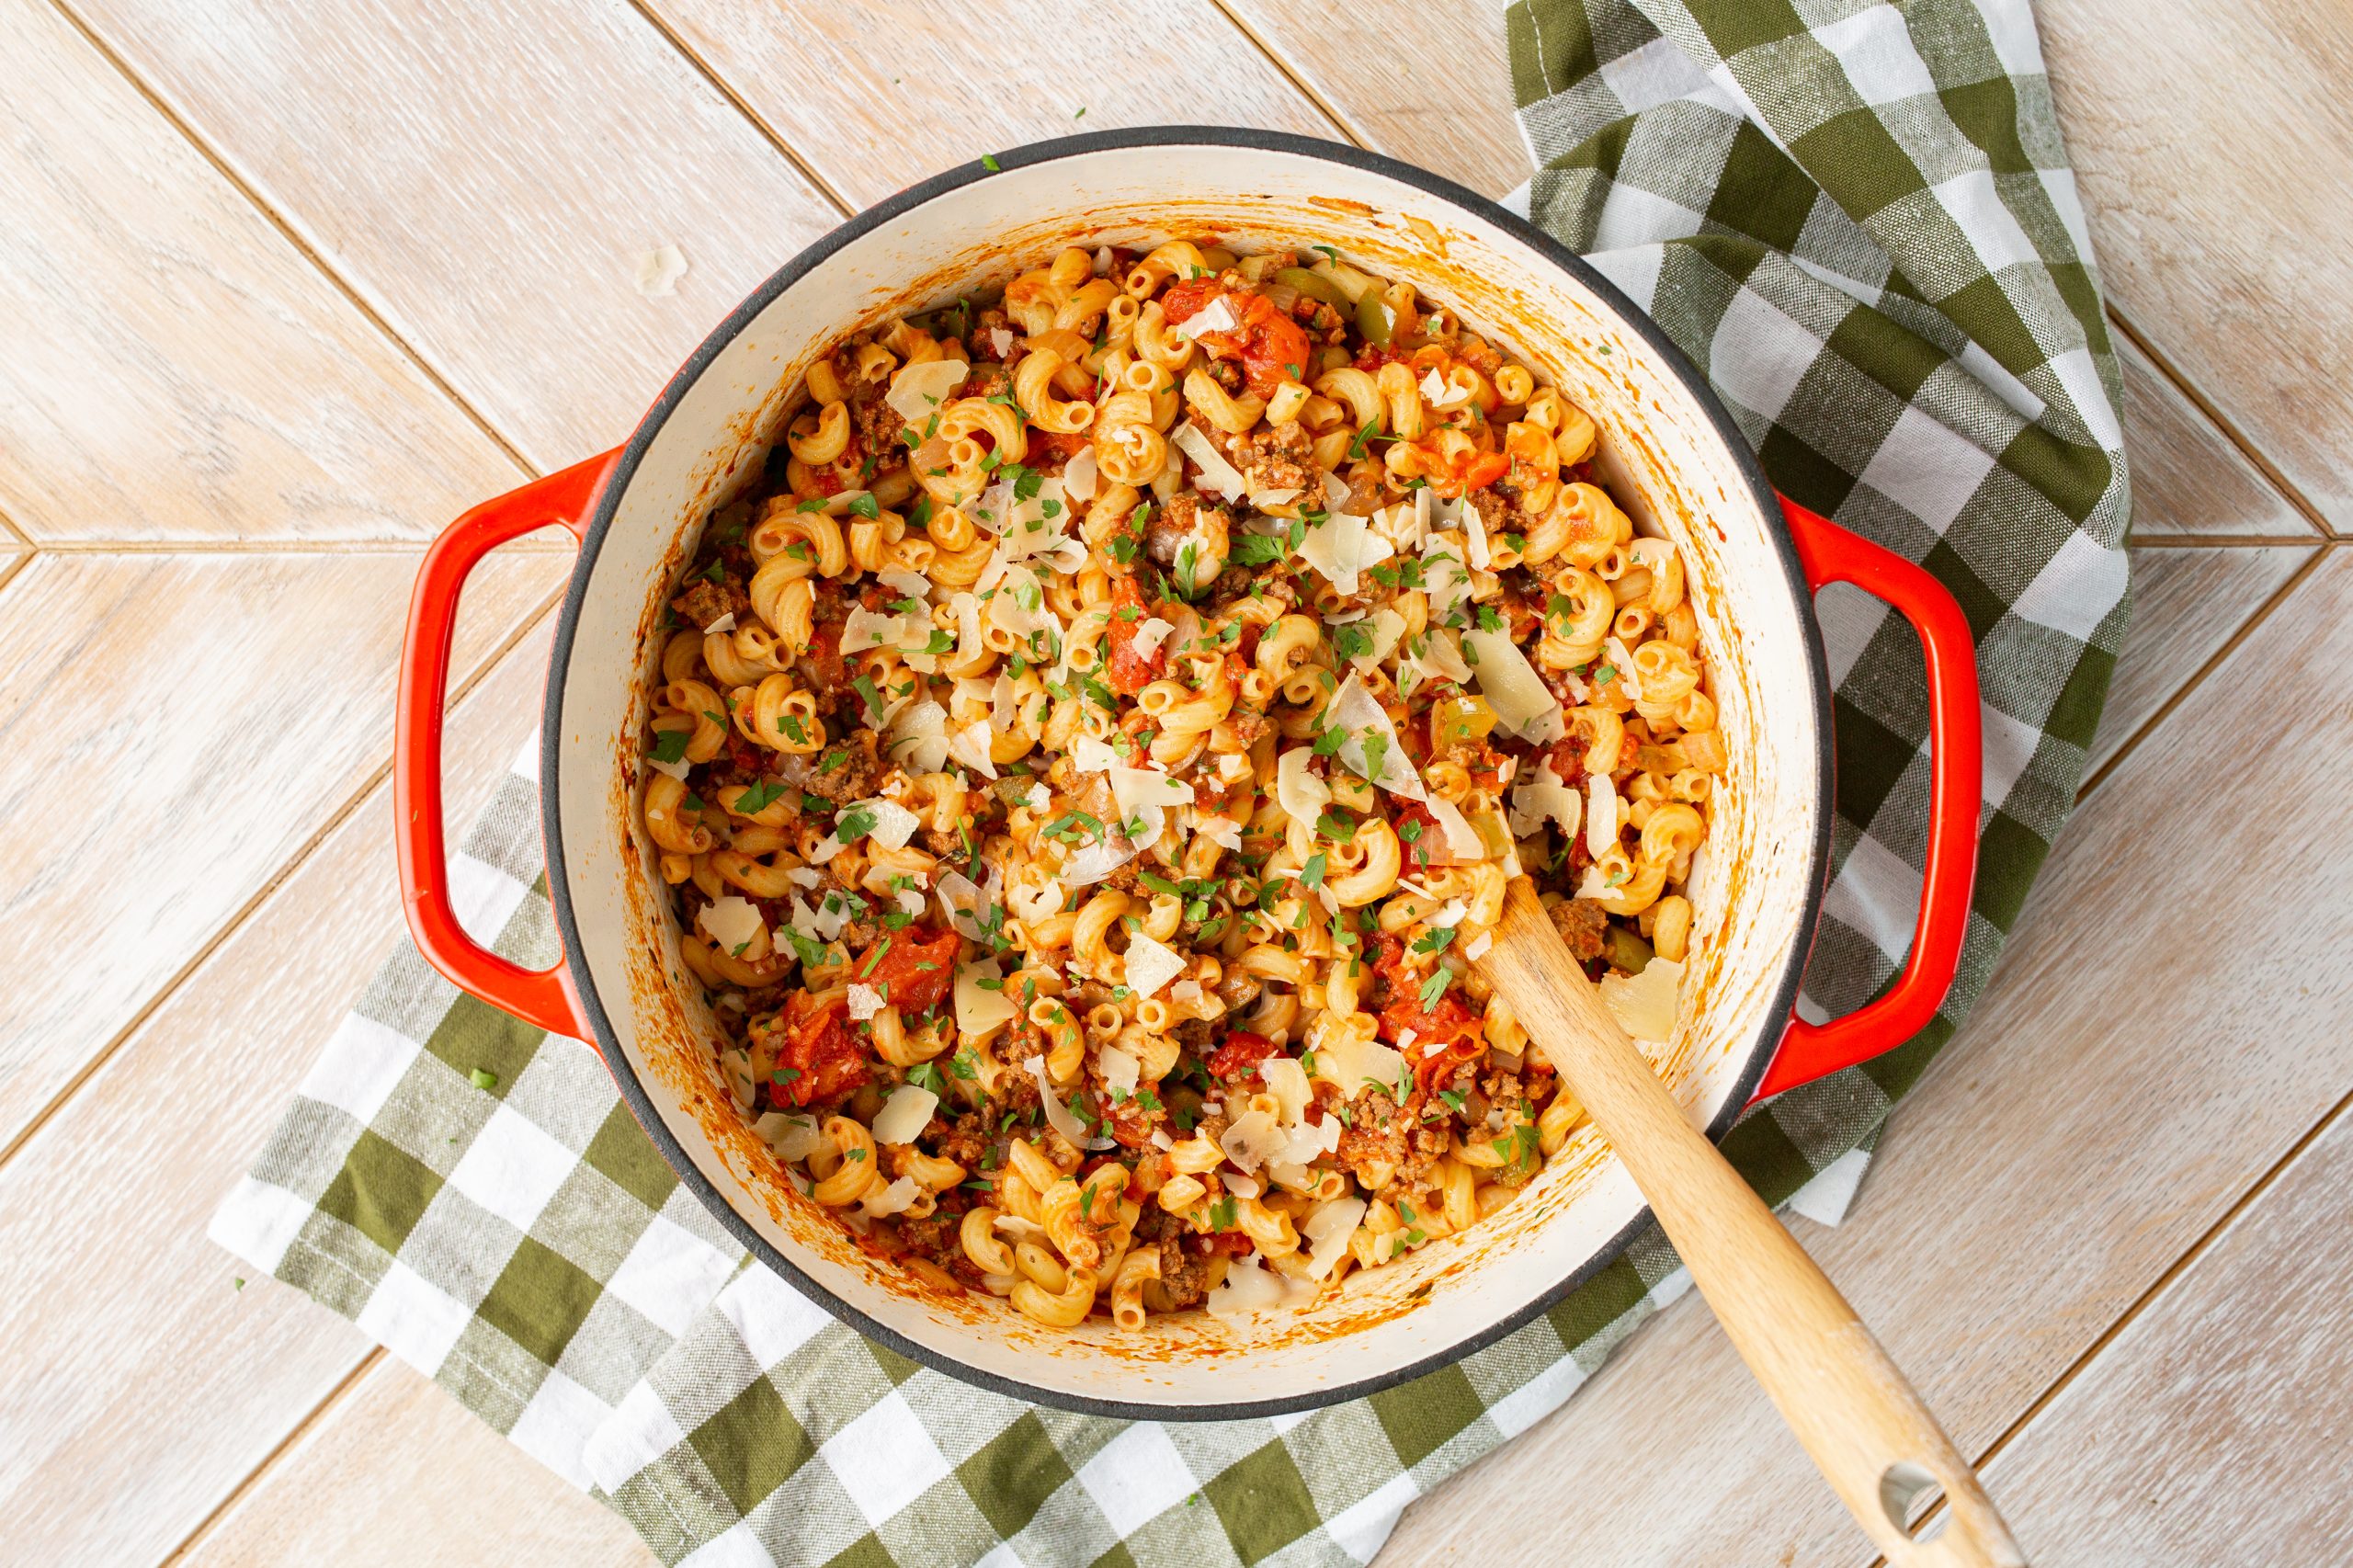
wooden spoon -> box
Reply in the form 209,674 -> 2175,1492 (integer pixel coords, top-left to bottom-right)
1475,878 -> 2025,1566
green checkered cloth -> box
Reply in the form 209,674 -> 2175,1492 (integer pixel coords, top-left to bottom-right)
214,2 -> 2128,1561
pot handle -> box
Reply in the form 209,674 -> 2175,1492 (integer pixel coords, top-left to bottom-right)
1754,496 -> 1983,1102
393,451 -> 618,1043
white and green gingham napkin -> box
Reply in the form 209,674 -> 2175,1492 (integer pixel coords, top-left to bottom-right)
215,1 -> 2128,1560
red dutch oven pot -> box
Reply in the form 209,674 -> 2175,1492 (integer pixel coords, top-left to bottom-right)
392,130 -> 1978,1418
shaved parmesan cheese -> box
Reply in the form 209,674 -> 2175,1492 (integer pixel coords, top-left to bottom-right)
1281,1113 -> 1342,1167
1057,830 -> 1140,890
1131,617 -> 1175,660
1463,628 -> 1566,744
1463,930 -> 1493,962
937,872 -> 995,943
1302,1197 -> 1367,1280
1029,1055 -> 1116,1151
839,607 -> 906,655
1397,628 -> 1472,698
884,358 -> 969,426
1586,773 -> 1620,858
702,611 -> 736,634
754,1111 -> 824,1162
955,959 -> 1017,1036
871,1085 -> 938,1145
878,567 -> 932,602
1150,1128 -> 1175,1151
847,983 -> 885,1022
1464,499 -> 1491,571
1208,1256 -> 1302,1316
1324,675 -> 1427,801
1199,815 -> 1245,853
1098,1044 -> 1141,1098
860,1176 -> 924,1217
948,720 -> 998,778
1107,764 -> 1193,822
786,867 -> 823,889
1171,422 -> 1246,503
720,1047 -> 756,1108
645,752 -> 691,783
1422,536 -> 1472,623
1509,759 -> 1584,839
895,887 -> 925,917
858,797 -> 922,851
888,700 -> 950,776
1276,746 -> 1332,831
1261,1057 -> 1313,1124
1173,295 -> 1240,341
1122,932 -> 1186,999
1425,796 -> 1487,861
1312,1031 -> 1407,1099
1347,608 -> 1408,671
1598,958 -> 1684,1045
992,1212 -> 1048,1242
1247,486 -> 1302,509
634,244 -> 687,297
1220,1108 -> 1285,1172
1296,509 -> 1392,597
1222,1170 -> 1264,1199
1427,899 -> 1469,928
698,896 -> 764,953
1062,444 -> 1098,501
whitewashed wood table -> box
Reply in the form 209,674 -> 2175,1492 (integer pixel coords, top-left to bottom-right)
1,1 -> 2346,1562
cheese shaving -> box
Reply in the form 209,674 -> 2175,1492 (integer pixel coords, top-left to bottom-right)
702,611 -> 736,634
884,358 -> 969,426
1586,773 -> 1620,858
1173,295 -> 1240,341
1062,445 -> 1099,501
1598,958 -> 1684,1045
1464,498 -> 1492,571
847,983 -> 884,1022
1029,1056 -> 1116,1151
1296,508 -> 1392,597
955,959 -> 1017,1036
697,896 -> 764,953
1424,796 -> 1487,861
633,244 -> 688,297
870,1085 -> 938,1144
1122,932 -> 1186,998
1302,1197 -> 1367,1280
839,607 -> 906,655
1324,675 -> 1427,801
1171,422 -> 1246,503
1509,759 -> 1584,839
1275,746 -> 1332,824
1131,617 -> 1175,660
1463,628 -> 1566,744
1098,1044 -> 1141,1098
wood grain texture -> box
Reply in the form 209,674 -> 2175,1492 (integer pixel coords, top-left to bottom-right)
63,0 -> 844,468
2092,544 -> 2312,774
2039,0 -> 2353,529
1214,0 -> 1530,197
0,0 -> 518,543
1977,1109 -> 2353,1565
2118,335 -> 2317,541
0,548 -> 564,1154
0,629 -> 554,1568
180,1354 -> 651,1568
1381,551 -> 2353,1566
642,0 -> 1338,210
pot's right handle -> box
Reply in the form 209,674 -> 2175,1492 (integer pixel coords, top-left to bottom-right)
393,450 -> 618,1043
1754,496 -> 1983,1102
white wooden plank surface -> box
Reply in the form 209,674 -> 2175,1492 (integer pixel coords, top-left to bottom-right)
1976,1108 -> 2353,1564
2039,0 -> 2353,529
64,0 -> 844,468
2118,335 -> 2319,541
0,0 -> 518,542
2092,543 -> 2312,775
642,0 -> 1339,210
0,629 -> 554,1568
1215,0 -> 1530,197
180,1355 -> 652,1568
1380,549 -> 2353,1565
0,548 -> 565,1156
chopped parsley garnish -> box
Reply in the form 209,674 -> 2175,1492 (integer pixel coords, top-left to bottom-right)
732,778 -> 788,815
649,728 -> 691,764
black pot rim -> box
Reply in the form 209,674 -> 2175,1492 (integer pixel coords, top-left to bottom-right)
541,124 -> 1833,1423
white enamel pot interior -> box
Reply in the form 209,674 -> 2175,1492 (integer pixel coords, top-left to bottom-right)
542,128 -> 1830,1418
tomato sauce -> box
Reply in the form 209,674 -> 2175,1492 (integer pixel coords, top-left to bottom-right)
1105,575 -> 1165,695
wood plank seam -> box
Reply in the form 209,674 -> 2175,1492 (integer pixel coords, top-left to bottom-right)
1201,0 -> 1365,146
156,1346 -> 388,1568
1865,1078 -> 2353,1566
2109,306 -> 2336,540
617,0 -> 858,216
0,583 -> 566,1175
0,551 -> 35,600
40,0 -> 543,489
2077,540 -> 2337,801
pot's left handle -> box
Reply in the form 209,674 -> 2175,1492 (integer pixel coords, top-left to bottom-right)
394,450 -> 619,1042
1755,495 -> 1983,1102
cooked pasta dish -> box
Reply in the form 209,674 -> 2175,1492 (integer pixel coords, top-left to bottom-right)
639,238 -> 1716,1327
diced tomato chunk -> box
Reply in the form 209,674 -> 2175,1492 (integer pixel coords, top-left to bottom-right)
774,998 -> 870,1108
1105,574 -> 1165,696
1159,278 -> 1220,324
1207,1029 -> 1278,1081
1371,937 -> 1485,1090
851,926 -> 962,1018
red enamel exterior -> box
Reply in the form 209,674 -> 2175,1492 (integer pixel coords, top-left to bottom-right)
392,450 -> 614,1045
1753,495 -> 1984,1101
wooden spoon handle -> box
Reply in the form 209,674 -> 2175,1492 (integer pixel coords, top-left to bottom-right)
1479,880 -> 2024,1566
